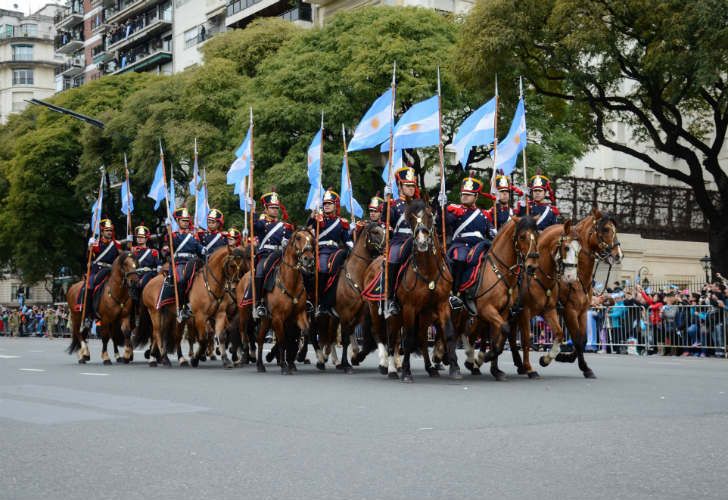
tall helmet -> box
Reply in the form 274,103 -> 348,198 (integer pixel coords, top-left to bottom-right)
460,176 -> 483,195
368,192 -> 385,213
529,174 -> 551,191
260,192 -> 280,208
227,227 -> 241,244
134,225 -> 150,238
173,207 -> 191,220
394,166 -> 418,187
322,188 -> 341,214
100,219 -> 114,231
495,175 -> 511,192
207,208 -> 224,226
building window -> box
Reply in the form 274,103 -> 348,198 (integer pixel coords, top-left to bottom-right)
616,167 -> 626,180
184,26 -> 199,49
11,285 -> 32,301
19,24 -> 38,37
584,167 -> 594,179
12,44 -> 33,61
12,69 -> 34,85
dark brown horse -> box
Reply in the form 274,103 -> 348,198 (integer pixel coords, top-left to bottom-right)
238,228 -> 316,374
305,222 -> 386,373
509,221 -> 581,377
66,251 -> 140,364
549,208 -> 622,378
460,217 -> 540,380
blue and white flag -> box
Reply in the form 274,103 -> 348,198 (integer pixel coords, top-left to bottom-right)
347,88 -> 394,152
452,97 -> 497,168
196,184 -> 209,228
305,182 -> 323,211
147,159 -> 166,210
121,178 -> 134,215
168,169 -> 179,232
227,128 -> 252,185
340,158 -> 363,218
90,196 -> 102,238
491,98 -> 526,175
189,155 -> 200,195
307,129 -> 322,186
381,95 -> 439,152
381,149 -> 402,199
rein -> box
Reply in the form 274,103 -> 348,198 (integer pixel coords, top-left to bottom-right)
274,229 -> 313,306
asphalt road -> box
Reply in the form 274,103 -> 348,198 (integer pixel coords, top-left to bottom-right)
0,336 -> 726,500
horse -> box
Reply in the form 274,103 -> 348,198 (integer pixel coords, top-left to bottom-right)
548,208 -> 622,378
372,199 -> 460,383
185,245 -> 248,368
305,222 -> 386,373
509,220 -> 581,377
238,228 -> 316,374
460,216 -> 541,380
66,251 -> 140,364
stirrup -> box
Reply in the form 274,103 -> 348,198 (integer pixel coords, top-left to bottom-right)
448,295 -> 464,310
254,304 -> 268,319
82,317 -> 93,330
177,307 -> 191,323
384,299 -> 400,318
306,301 -> 314,314
315,305 -> 331,318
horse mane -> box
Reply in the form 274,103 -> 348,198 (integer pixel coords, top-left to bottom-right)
515,215 -> 537,235
598,212 -> 618,230
112,251 -> 130,273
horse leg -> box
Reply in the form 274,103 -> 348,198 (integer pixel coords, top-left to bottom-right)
101,330 -> 111,365
255,319 -> 269,372
439,306 -> 462,380
517,311 -> 538,378
400,323 -> 415,383
121,316 -> 133,364
539,308 -> 565,368
214,311 -> 232,369
555,307 -> 579,364
462,334 -> 480,375
480,314 -> 508,381
386,316 -> 401,379
272,317 -> 289,375
574,310 -> 595,378
337,323 -> 354,374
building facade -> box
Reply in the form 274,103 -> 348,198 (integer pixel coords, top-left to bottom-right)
0,5 -> 64,124
308,0 -> 474,25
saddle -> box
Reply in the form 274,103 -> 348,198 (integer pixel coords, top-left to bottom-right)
459,240 -> 491,297
262,253 -> 282,293
361,258 -> 410,302
324,248 -> 349,293
74,276 -> 108,317
157,260 -> 198,309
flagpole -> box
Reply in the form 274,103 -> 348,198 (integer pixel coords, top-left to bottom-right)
314,111 -> 324,314
80,167 -> 105,330
123,153 -> 132,241
436,66 -> 447,253
243,175 -> 248,236
519,76 -> 530,216
342,124 -> 355,226
193,138 -> 199,228
491,75 -> 500,231
159,141 -> 181,315
383,61 -> 396,314
248,108 -> 257,317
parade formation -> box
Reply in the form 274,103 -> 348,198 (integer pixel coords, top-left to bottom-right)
65,69 -> 624,382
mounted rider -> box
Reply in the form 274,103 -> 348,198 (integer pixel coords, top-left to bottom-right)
197,208 -> 228,257
81,218 -> 121,327
515,173 -> 560,231
166,207 -> 203,321
226,227 -> 242,249
307,188 -> 353,316
441,176 -> 493,309
354,192 -> 385,235
484,174 -> 523,230
253,191 -> 293,318
384,166 -> 420,317
130,224 -> 160,293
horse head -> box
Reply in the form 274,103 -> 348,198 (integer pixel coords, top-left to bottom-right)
116,251 -> 140,298
512,216 -> 540,275
363,222 -> 386,256
223,247 -> 247,282
406,199 -> 434,253
286,227 -> 316,275
586,207 -> 623,266
554,219 -> 581,283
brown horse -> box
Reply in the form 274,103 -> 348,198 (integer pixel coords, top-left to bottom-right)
66,251 -> 140,364
509,221 -> 581,377
238,228 -> 316,374
306,222 -> 386,373
367,199 -> 460,382
548,208 -> 622,378
460,216 -> 540,380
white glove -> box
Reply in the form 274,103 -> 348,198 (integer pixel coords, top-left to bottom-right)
281,238 -> 289,249
383,185 -> 393,197
438,190 -> 447,207
126,234 -> 133,242
201,247 -> 208,256
88,237 -> 95,247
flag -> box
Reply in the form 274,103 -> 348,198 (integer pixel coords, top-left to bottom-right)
147,159 -> 166,210
340,158 -> 363,218
227,128 -> 251,185
90,196 -> 102,238
305,182 -> 323,211
189,155 -> 200,195
236,178 -> 252,213
196,184 -> 209,228
452,97 -> 497,168
381,95 -> 439,152
381,149 -> 402,199
307,129 -> 322,186
491,98 -> 526,175
121,178 -> 134,215
347,88 -> 394,152
168,169 -> 178,231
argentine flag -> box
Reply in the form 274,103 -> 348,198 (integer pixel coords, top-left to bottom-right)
492,98 -> 527,175
340,158 -> 363,218
347,88 -> 393,152
90,195 -> 102,238
147,159 -> 166,210
196,184 -> 209,229
305,182 -> 323,211
227,128 -> 252,185
381,148 -> 402,199
307,129 -> 322,185
168,173 -> 178,231
381,95 -> 439,152
121,178 -> 133,215
452,97 -> 497,169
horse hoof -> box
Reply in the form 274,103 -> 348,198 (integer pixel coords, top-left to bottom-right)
539,356 -> 549,367
223,361 -> 233,370
387,372 -> 399,380
335,363 -> 345,371
449,368 -> 463,380
464,361 -> 474,371
517,366 -> 528,375
115,357 -> 122,363
103,359 -> 112,366
78,359 -> 85,364
149,361 -> 157,367
583,369 -> 597,379
209,355 -> 217,361
290,364 -> 297,372
83,355 -> 90,362
428,368 -> 440,378
215,348 -> 221,356
344,366 -> 354,375
190,358 -> 199,368
433,363 -> 444,371
470,367 -> 482,375
257,364 -> 266,373
303,358 -> 311,364
492,370 -> 506,381
378,365 -> 388,375
123,357 -> 131,364
200,356 -> 207,362
351,356 -> 361,366
179,360 -> 189,367
316,362 -> 325,371
144,349 -> 150,360
555,353 -> 574,363
401,373 -> 414,383
528,371 -> 541,379
296,352 -> 306,363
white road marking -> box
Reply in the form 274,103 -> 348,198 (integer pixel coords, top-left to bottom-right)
79,372 -> 109,377
28,350 -> 44,353
19,368 -> 45,372
0,355 -> 20,359
417,427 -> 434,431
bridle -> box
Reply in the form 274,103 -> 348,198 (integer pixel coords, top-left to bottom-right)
281,229 -> 315,274
107,253 -> 139,311
588,217 -> 620,263
203,250 -> 245,307
411,209 -> 435,254
345,224 -> 385,293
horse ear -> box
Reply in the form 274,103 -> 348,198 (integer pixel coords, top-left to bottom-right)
564,219 -> 572,233
591,205 -> 602,219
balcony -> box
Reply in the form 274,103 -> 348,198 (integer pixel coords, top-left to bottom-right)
56,57 -> 85,77
112,48 -> 172,74
106,17 -> 172,52
92,45 -> 113,64
280,3 -> 312,24
105,0 -> 161,25
54,5 -> 85,31
55,33 -> 85,54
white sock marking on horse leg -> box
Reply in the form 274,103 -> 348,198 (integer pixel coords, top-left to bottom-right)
388,352 -> 397,374
476,350 -> 485,367
463,336 -> 474,365
330,345 -> 339,365
545,341 -> 561,364
316,348 -> 325,364
377,343 -> 387,368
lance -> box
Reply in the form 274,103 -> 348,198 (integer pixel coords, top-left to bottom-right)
158,141 -> 181,317
491,75 -> 500,231
314,111 -> 324,314
80,167 -> 105,331
437,66 -> 447,252
519,76 -> 530,216
248,108 -> 258,318
123,154 -> 132,241
383,62 -> 396,316
342,124 -> 356,233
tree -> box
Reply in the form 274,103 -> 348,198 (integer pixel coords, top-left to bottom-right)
458,0 -> 728,275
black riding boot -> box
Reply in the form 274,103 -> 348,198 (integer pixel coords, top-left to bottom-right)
316,272 -> 332,316
254,276 -> 267,318
449,260 -> 465,310
385,262 -> 400,317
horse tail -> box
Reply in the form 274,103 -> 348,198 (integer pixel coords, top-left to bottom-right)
67,332 -> 81,355
133,307 -> 152,349
161,306 -> 176,354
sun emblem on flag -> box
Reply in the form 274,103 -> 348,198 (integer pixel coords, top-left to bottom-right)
514,136 -> 520,144
370,117 -> 380,129
407,123 -> 421,132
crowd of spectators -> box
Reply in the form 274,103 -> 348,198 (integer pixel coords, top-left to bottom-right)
0,305 -> 69,339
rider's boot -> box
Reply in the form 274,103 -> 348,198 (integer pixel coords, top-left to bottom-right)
385,262 -> 400,318
254,276 -> 267,318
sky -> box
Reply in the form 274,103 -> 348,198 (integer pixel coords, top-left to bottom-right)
0,0 -> 55,15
